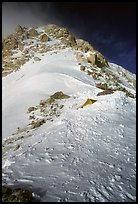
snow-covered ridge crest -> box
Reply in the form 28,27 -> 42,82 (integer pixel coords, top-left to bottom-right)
2,24 -> 136,98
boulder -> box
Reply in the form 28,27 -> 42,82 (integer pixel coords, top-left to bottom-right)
40,34 -> 49,42
50,91 -> 70,100
33,57 -> 41,61
80,65 -> 86,71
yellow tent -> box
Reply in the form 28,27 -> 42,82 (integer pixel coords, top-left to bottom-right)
81,98 -> 97,108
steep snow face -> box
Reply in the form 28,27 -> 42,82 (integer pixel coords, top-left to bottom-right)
2,25 -> 136,202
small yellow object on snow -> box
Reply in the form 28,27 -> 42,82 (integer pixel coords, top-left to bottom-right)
80,98 -> 97,108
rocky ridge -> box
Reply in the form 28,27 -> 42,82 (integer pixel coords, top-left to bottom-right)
2,24 -> 136,98
2,24 -> 108,76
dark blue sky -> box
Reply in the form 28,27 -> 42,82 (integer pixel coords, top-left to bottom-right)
2,2 -> 136,73
52,2 -> 136,74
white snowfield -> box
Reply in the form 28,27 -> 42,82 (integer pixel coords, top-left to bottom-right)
2,48 -> 136,202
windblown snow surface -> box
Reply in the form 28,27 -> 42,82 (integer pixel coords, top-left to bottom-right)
2,48 -> 136,202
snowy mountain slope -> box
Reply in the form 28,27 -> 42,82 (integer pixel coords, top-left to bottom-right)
2,25 -> 136,202
2,25 -> 136,95
2,48 -> 95,139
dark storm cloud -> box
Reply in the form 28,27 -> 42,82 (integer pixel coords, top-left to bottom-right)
2,2 -> 61,37
2,2 -> 136,73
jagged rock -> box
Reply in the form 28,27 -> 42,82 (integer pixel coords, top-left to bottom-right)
27,27 -> 38,38
61,35 -> 76,47
95,52 -> 109,68
3,35 -> 18,50
45,24 -> 76,47
15,25 -> 24,35
60,28 -> 76,47
57,27 -> 70,38
76,39 -> 94,52
76,48 -> 109,68
76,39 -> 109,67
44,24 -> 61,35
40,34 -> 49,42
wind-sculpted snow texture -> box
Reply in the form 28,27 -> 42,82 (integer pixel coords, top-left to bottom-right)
2,25 -> 136,202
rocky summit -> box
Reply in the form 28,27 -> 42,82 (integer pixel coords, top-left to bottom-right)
2,24 -> 136,202
2,24 -> 136,98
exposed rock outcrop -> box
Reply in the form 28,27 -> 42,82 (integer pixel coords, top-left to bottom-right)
50,91 -> 70,100
27,27 -> 39,38
87,53 -> 96,64
75,50 -> 109,68
76,39 -> 94,52
2,24 -> 110,78
15,25 -> 24,35
75,52 -> 88,63
2,23 -> 135,99
26,91 -> 70,129
40,34 -> 49,42
95,52 -> 109,68
44,24 -> 76,47
3,35 -> 18,50
2,186 -> 39,202
75,39 -> 109,68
